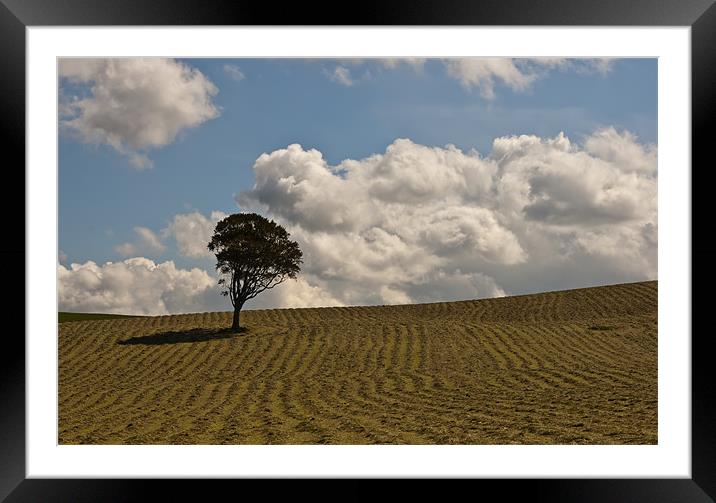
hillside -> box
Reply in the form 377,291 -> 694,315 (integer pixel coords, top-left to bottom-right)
59,280 -> 657,444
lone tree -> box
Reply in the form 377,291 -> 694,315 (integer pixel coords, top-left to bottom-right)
208,213 -> 302,330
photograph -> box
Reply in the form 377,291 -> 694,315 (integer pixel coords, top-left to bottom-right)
2,0 -> 707,494
57,56 -> 659,446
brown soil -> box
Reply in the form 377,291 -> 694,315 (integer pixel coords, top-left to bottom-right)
59,280 -> 657,444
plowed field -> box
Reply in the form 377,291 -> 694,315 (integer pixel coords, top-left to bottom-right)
59,281 -> 657,444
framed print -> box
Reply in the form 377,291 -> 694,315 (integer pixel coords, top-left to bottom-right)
3,0 -> 713,500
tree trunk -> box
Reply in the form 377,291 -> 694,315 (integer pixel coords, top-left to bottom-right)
232,306 -> 242,330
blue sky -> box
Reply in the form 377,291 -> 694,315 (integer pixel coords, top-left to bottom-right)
58,58 -> 658,314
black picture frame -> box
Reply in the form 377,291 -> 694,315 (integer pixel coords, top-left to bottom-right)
2,0 -> 712,501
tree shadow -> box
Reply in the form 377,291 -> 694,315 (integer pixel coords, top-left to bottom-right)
118,326 -> 248,346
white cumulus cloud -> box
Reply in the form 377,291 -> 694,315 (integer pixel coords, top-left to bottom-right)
114,243 -> 136,257
57,256 -> 345,314
58,258 -> 221,315
444,58 -> 538,99
378,58 -> 427,71
223,64 -> 245,81
249,277 -> 344,309
379,285 -> 412,305
322,58 -> 610,97
325,66 -> 354,86
161,211 -> 227,258
443,58 -> 613,99
115,226 -> 165,257
238,128 -> 657,305
59,58 -> 220,168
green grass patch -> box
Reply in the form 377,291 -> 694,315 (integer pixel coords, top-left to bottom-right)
59,312 -> 141,323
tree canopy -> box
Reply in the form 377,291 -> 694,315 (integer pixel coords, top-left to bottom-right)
208,213 -> 302,329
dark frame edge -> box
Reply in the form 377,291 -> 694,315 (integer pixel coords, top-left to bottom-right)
1,0 -> 715,26
692,1 -> 716,501
4,0 -> 714,501
0,0 -> 26,502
